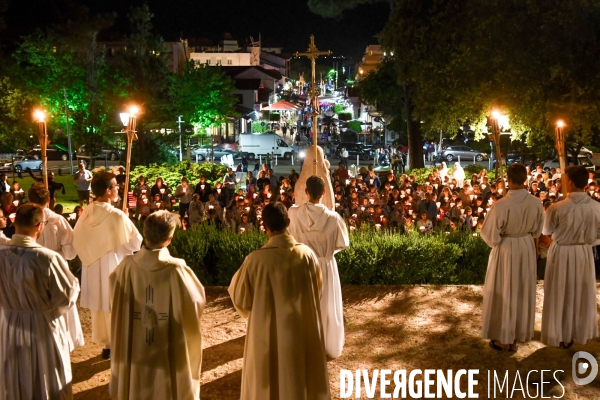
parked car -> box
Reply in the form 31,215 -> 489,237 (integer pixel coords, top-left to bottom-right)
543,156 -> 596,172
335,143 -> 375,161
191,145 -> 238,161
0,159 -> 12,172
13,156 -> 43,172
77,144 -> 122,161
29,144 -> 74,161
571,144 -> 593,158
439,145 -> 489,162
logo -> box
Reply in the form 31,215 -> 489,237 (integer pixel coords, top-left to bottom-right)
572,351 -> 598,386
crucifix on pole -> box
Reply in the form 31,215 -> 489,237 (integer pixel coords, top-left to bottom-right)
295,35 -> 330,175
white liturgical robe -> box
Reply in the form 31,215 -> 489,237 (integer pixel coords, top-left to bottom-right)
73,201 -> 142,345
288,202 -> 349,358
480,189 -> 543,344
228,233 -> 331,400
0,235 -> 80,400
110,246 -> 205,400
541,192 -> 600,346
36,207 -> 84,350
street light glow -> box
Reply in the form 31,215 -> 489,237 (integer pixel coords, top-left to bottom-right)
491,110 -> 501,119
129,105 -> 139,116
556,120 -> 565,128
34,110 -> 46,123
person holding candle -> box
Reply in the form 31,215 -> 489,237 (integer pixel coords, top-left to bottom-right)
74,162 -> 93,207
541,165 -> 600,348
175,177 -> 192,219
288,176 -> 349,359
480,163 -> 543,352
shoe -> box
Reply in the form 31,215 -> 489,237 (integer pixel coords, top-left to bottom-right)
101,348 -> 111,360
559,340 -> 574,349
489,340 -> 510,352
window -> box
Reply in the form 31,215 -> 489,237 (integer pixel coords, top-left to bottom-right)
227,59 -> 233,65
207,59 -> 212,65
217,59 -> 222,66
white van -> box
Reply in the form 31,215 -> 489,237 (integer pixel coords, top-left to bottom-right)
239,132 -> 293,160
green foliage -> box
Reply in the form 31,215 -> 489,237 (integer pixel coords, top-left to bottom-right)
333,103 -> 345,114
168,227 -> 489,286
347,120 -> 362,133
170,61 -> 239,131
251,121 -> 269,133
130,161 -> 227,189
338,112 -> 352,121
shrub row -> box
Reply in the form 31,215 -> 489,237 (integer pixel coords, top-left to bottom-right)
168,226 -> 491,286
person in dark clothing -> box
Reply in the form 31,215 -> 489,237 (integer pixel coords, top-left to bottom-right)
194,175 -> 212,203
28,170 -> 65,209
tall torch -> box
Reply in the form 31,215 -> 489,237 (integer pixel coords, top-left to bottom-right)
34,110 -> 49,189
555,120 -> 567,197
119,106 -> 139,213
490,110 -> 504,181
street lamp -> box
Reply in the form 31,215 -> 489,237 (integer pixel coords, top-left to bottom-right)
34,109 -> 49,189
119,105 -> 139,213
490,110 -> 506,181
555,120 -> 567,197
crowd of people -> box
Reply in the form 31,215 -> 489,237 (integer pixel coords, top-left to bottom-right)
1,156 -> 600,399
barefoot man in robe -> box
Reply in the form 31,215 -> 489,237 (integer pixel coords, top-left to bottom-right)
480,163 -> 543,351
229,202 -> 331,400
288,175 -> 349,359
73,172 -> 142,359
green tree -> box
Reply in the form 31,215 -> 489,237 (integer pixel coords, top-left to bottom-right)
170,61 -> 238,135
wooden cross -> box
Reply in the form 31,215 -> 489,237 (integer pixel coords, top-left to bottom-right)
295,35 -> 331,175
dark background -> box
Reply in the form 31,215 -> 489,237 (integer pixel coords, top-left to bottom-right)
2,0 -> 389,58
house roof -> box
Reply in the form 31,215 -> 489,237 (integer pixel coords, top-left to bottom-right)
221,66 -> 282,81
234,79 -> 261,90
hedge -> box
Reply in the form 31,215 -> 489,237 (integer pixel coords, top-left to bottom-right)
168,226 -> 491,286
130,161 -> 228,189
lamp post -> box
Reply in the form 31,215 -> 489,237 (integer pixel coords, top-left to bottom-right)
34,109 -> 49,189
178,115 -> 184,162
490,110 -> 505,181
119,106 -> 139,213
555,120 -> 567,197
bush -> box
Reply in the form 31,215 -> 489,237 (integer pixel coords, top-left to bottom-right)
251,121 -> 269,133
347,120 -> 362,134
167,226 -> 489,286
130,161 -> 227,189
333,104 -> 345,114
338,112 -> 353,121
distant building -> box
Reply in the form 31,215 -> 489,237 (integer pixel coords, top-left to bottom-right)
356,44 -> 384,81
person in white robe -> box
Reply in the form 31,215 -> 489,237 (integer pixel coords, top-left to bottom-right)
28,183 -> 84,350
541,165 -> 600,348
439,161 -> 449,184
295,145 -> 335,210
229,202 -> 331,400
0,204 -> 80,399
480,163 -> 543,351
452,162 -> 465,188
110,211 -> 205,399
288,175 -> 349,359
73,172 -> 142,359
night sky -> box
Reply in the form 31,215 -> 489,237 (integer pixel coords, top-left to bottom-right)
3,0 -> 390,59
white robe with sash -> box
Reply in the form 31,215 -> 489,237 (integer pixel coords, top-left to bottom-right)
480,189 -> 543,344
541,192 -> 600,346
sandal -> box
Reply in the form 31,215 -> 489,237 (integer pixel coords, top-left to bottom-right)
489,340 -> 510,352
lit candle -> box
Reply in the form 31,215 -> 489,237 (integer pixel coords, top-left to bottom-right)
155,202 -> 161,207
143,199 -> 148,204
201,185 -> 205,190
450,203 -> 455,208
390,185 -> 395,189
9,213 -> 16,223
350,226 -> 356,231
69,213 -> 76,220
335,203 -> 340,207
352,214 -> 357,218
12,200 -> 18,207
360,206 -> 365,211
370,179 -> 374,184
245,207 -> 250,212
208,205 -> 214,209
406,189 -> 410,194
267,193 -> 272,198
217,189 -> 221,193
375,224 -> 381,230
346,179 -> 350,185
142,189 -> 147,193
369,198 -> 374,204
253,193 -> 258,198
160,188 -> 165,194
436,202 -> 441,208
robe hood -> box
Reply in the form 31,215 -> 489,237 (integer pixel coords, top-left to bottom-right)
296,203 -> 329,231
73,202 -> 141,266
264,232 -> 298,250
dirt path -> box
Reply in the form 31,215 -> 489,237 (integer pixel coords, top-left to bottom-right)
72,285 -> 600,399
